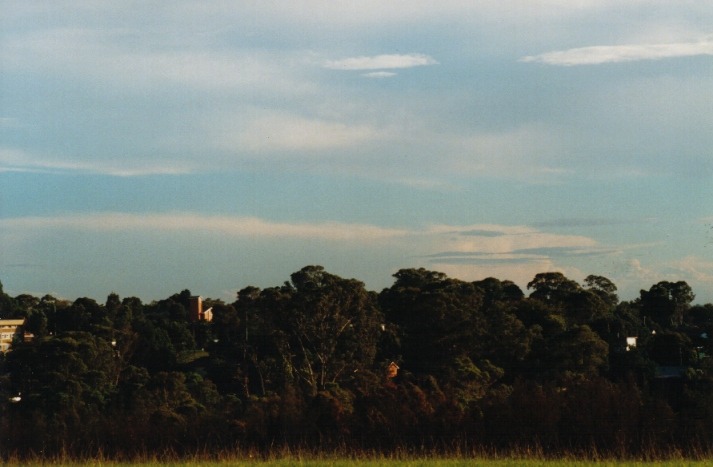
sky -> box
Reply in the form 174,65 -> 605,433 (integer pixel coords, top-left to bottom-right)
1,1 -> 713,304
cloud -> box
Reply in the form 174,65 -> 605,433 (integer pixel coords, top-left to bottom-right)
216,113 -> 388,153
11,212 -> 698,300
511,246 -> 619,258
424,224 -> 600,259
324,53 -> 438,70
445,124 -> 572,180
414,224 -> 620,287
1,28 -> 316,96
0,148 -> 192,176
1,213 -> 606,256
530,218 -> 632,228
667,256 -> 713,284
0,213 -> 410,243
521,38 -> 713,66
362,71 -> 397,78
459,229 -> 508,237
608,256 -> 713,303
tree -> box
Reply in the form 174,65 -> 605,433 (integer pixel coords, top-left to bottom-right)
5,332 -> 120,453
242,266 -> 384,397
0,281 -> 18,318
584,275 -> 619,308
130,318 -> 179,372
639,281 -> 695,328
648,332 -> 693,367
24,309 -> 48,337
473,277 -> 524,309
544,325 -> 609,379
379,268 -> 512,412
527,272 -> 581,305
105,292 -> 121,322
14,294 -> 40,315
527,272 -> 610,326
284,266 -> 383,395
380,268 -> 487,376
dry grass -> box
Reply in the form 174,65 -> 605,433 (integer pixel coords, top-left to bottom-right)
4,445 -> 713,467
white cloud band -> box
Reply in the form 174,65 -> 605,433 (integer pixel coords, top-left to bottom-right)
0,213 -> 410,243
324,53 -> 438,70
521,39 -> 713,66
1,213 -> 602,255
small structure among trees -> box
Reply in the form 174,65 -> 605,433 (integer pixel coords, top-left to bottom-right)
188,296 -> 213,322
0,318 -> 31,352
386,361 -> 399,379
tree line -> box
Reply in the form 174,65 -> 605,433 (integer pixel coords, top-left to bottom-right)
2,267 -> 713,459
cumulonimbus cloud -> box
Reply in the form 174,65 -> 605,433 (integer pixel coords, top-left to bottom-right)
521,38 -> 713,66
324,53 -> 438,70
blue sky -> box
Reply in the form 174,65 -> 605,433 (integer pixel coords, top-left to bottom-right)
2,1 -> 713,303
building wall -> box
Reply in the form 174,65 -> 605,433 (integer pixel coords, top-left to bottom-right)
0,319 -> 27,353
189,296 -> 202,322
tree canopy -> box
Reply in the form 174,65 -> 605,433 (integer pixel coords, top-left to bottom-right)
2,268 -> 713,459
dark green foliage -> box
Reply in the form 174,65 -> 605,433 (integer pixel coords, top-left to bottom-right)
542,325 -> 609,379
0,281 -> 19,318
1,270 -> 713,460
584,274 -> 619,307
380,268 -> 488,377
238,266 -> 384,397
639,280 -> 695,328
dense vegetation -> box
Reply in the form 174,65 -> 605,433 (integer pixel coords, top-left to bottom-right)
2,267 -> 713,460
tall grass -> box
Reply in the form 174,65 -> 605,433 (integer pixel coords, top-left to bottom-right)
4,443 -> 713,466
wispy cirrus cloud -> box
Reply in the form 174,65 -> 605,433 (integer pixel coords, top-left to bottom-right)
0,213 -> 411,243
1,213 -> 606,256
521,37 -> 713,66
324,53 -> 438,70
1,28 -> 316,96
0,148 -> 192,176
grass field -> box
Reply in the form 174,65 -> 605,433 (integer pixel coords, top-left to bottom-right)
124,461 -> 710,467
7,456 -> 713,466
6,444 -> 712,466
13,461 -> 713,466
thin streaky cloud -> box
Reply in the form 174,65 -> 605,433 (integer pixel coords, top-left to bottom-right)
0,213 -> 411,243
2,28 -> 317,96
530,218 -> 630,228
362,71 -> 397,78
2,214 -> 605,254
0,148 -> 192,177
324,53 -> 438,70
459,229 -> 508,238
521,38 -> 713,66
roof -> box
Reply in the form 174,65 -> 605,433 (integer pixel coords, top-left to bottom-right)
0,319 -> 26,326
